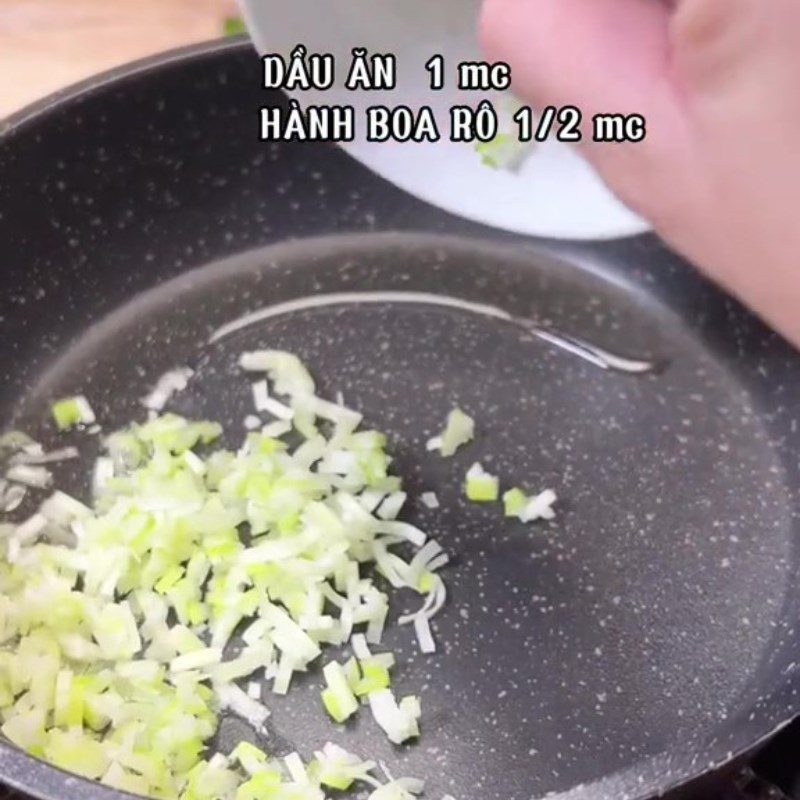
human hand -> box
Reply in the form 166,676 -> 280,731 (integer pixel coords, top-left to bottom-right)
481,0 -> 800,347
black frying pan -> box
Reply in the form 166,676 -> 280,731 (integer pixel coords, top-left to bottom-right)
1,40 -> 800,800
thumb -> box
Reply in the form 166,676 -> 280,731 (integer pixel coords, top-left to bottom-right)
479,0 -> 690,221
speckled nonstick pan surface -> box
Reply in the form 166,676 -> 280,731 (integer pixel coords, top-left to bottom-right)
1,39 -> 800,800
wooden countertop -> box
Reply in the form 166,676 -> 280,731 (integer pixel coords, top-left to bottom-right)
0,0 -> 237,118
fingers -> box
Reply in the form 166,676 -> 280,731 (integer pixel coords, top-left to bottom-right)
671,0 -> 800,97
480,0 -> 673,119
480,0 -> 692,222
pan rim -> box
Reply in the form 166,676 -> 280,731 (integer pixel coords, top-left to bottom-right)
0,38 -> 251,141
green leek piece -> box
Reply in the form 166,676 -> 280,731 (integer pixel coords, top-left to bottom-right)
223,16 -> 247,37
437,407 -> 474,457
503,487 -> 528,517
354,659 -> 390,696
235,770 -> 282,800
52,396 -> 94,431
3,349 -> 452,797
43,729 -> 110,779
475,133 -> 532,171
465,463 -> 499,503
321,661 -> 359,723
230,741 -> 269,776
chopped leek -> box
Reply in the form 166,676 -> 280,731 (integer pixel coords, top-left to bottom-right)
143,368 -> 194,412
321,661 -> 358,723
503,487 -> 528,517
504,487 -> 558,522
475,133 -> 531,171
223,16 -> 247,37
230,741 -> 268,776
353,659 -> 391,696
1,351 -> 453,798
420,492 -> 439,510
427,408 -> 474,457
51,396 -> 95,431
367,689 -> 421,745
6,464 -> 52,489
464,462 -> 499,502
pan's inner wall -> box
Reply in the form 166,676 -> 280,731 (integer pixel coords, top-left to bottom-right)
6,235 -> 793,800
